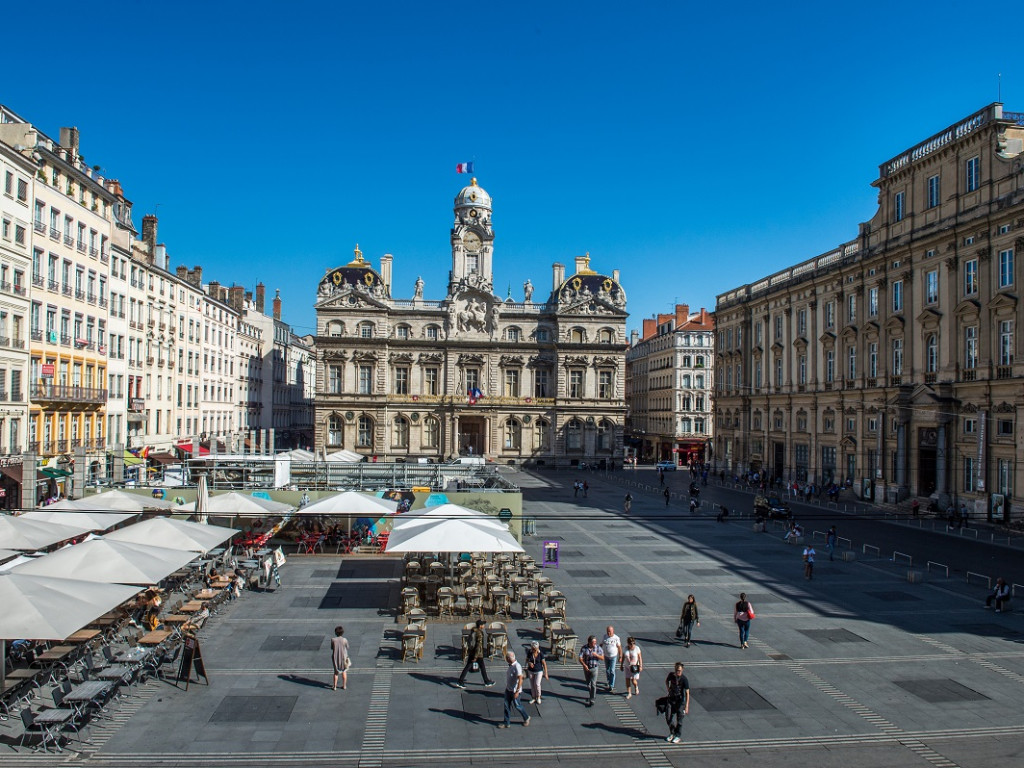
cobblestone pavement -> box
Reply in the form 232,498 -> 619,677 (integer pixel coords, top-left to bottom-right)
27,469 -> 1023,768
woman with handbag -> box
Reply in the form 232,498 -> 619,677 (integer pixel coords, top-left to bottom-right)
331,625 -> 350,690
678,595 -> 700,647
620,636 -> 643,698
734,593 -> 755,649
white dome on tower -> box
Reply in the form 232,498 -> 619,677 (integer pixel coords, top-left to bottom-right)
454,178 -> 491,210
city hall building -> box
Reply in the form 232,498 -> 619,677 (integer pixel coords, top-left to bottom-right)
714,103 -> 1024,520
313,179 -> 628,466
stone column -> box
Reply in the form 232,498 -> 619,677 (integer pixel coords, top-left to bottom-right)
112,444 -> 124,487
896,421 -> 907,488
936,422 -> 947,495
22,451 -> 36,510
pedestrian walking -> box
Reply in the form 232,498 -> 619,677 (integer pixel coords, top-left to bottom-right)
498,651 -> 531,728
960,503 -> 970,529
678,595 -> 699,647
583,481 -> 589,498
689,498 -> 698,514
803,544 -> 816,579
624,493 -> 632,515
620,636 -> 643,698
579,635 -> 604,706
525,641 -> 548,703
573,480 -> 580,498
826,525 -> 837,561
659,470 -> 665,486
601,626 -> 622,693
663,662 -> 690,743
455,619 -> 496,688
331,625 -> 349,691
664,487 -> 671,506
734,593 -> 755,649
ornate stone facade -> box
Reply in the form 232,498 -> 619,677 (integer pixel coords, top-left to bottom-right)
313,180 -> 628,465
714,104 -> 1024,520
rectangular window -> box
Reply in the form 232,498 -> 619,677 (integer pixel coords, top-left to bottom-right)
963,418 -> 976,434
775,357 -> 783,387
997,419 -> 1013,437
465,368 -> 479,392
466,254 -> 479,273
824,301 -> 835,329
534,368 -> 550,398
999,249 -> 1014,288
774,316 -> 783,339
999,320 -> 1014,366
868,287 -> 878,317
426,326 -> 438,341
964,259 -> 978,295
394,366 -> 409,395
892,338 -> 903,375
998,458 -> 1013,497
963,456 -> 975,492
894,191 -> 905,222
360,324 -> 373,338
964,326 -> 978,369
598,370 -> 613,399
892,281 -> 903,312
504,369 -> 520,397
825,350 -> 834,382
966,156 -> 980,192
927,174 -> 940,208
926,270 -> 938,304
797,308 -> 807,336
798,354 -> 806,384
358,364 -> 373,394
569,370 -> 583,398
847,294 -> 856,323
424,367 -> 438,395
847,346 -> 856,379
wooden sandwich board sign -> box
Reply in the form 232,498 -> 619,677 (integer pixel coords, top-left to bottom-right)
177,635 -> 209,690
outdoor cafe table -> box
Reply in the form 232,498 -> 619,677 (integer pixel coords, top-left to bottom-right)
89,612 -> 121,628
138,629 -> 174,646
64,629 -> 100,644
179,600 -> 204,613
161,614 -> 191,626
193,589 -> 219,601
541,608 -> 561,637
210,578 -> 231,588
115,647 -> 153,665
534,576 -> 553,594
64,680 -> 114,714
32,645 -> 75,666
29,707 -> 74,752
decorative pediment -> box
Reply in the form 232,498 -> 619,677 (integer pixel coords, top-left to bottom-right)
322,349 -> 349,361
558,297 -> 625,316
818,331 -> 836,346
528,354 -> 556,368
500,355 -> 525,367
844,407 -> 857,415
563,355 -> 589,367
592,356 -> 618,367
953,298 -> 981,316
839,325 -> 858,342
770,340 -> 784,354
352,351 -> 378,362
418,352 -> 444,363
388,352 -> 414,364
988,292 -> 1018,313
915,307 -> 942,328
995,401 -> 1015,413
840,435 -> 856,449
883,315 -> 905,333
315,288 -> 391,311
457,353 -> 485,365
752,345 -> 763,357
792,337 -> 808,351
961,402 -> 979,413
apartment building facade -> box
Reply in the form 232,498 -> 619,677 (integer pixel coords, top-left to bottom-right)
714,103 -> 1024,520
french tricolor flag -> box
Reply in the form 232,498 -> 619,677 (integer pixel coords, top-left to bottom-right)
456,162 -> 474,174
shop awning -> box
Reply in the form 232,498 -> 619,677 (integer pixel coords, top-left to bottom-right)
147,452 -> 178,465
40,467 -> 73,479
122,451 -> 144,467
175,442 -> 210,456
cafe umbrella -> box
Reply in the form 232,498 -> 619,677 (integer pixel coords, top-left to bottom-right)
104,517 -> 237,553
12,538 -> 199,586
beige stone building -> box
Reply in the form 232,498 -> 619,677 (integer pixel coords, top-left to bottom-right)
625,304 -> 715,464
714,103 -> 1024,520
313,179 -> 628,466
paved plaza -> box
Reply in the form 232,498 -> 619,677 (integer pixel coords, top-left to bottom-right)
24,470 -> 1024,768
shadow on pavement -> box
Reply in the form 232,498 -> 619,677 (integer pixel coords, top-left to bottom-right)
429,707 -> 492,725
278,673 -> 331,689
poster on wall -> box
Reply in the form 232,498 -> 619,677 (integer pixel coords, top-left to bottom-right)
991,493 -> 1006,522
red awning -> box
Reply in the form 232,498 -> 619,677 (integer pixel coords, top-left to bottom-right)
175,442 -> 210,456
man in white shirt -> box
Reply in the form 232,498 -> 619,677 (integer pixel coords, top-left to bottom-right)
803,545 -> 816,580
498,651 -> 531,728
601,625 -> 622,694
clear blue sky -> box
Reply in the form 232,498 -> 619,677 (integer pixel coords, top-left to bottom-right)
3,2 -> 1017,336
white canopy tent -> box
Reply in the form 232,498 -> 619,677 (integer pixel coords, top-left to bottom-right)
324,449 -> 363,463
0,515 -> 92,551
390,503 -> 507,532
0,572 -> 140,689
173,491 -> 293,518
76,489 -> 177,512
385,517 -> 523,554
21,509 -> 136,532
104,517 -> 237,553
13,538 -> 198,585
277,448 -> 315,462
295,491 -> 398,517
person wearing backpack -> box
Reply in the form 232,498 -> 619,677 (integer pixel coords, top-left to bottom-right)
455,619 -> 495,688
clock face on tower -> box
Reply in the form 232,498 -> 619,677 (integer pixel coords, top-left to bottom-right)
464,232 -> 481,252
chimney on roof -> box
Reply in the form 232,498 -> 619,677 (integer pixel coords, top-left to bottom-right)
59,127 -> 80,159
630,329 -> 639,346
208,280 -> 221,299
229,285 -> 245,313
176,265 -> 187,280
380,254 -> 393,294
552,263 -> 565,292
574,255 -> 588,274
141,215 -> 157,264
642,318 -> 657,340
273,289 -> 281,320
612,269 -> 620,283
676,304 -> 690,325
105,179 -> 123,197
191,266 -> 203,288
255,283 -> 265,314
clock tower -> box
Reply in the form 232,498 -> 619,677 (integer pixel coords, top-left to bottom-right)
448,178 -> 494,296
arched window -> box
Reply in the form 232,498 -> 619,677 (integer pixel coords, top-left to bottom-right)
534,419 -> 550,452
926,334 -> 938,373
598,328 -> 614,343
327,415 -> 343,447
423,417 -> 440,449
597,420 -> 613,451
357,416 -> 374,448
504,418 -> 522,450
570,328 -> 585,343
425,325 -> 440,341
393,416 -> 409,448
506,327 -> 521,342
566,419 -> 583,451
359,322 -> 374,338
395,324 -> 411,340
327,320 -> 344,337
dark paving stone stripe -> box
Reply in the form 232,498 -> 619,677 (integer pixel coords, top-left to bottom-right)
894,678 -> 990,703
209,695 -> 298,722
260,634 -> 325,651
866,591 -> 924,602
797,628 -> 869,644
691,685 -> 775,712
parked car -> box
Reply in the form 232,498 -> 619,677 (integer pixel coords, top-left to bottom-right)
754,494 -> 793,519
656,461 -> 677,471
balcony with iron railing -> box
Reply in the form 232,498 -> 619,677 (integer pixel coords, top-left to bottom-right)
61,284 -> 72,296
76,241 -> 86,253
32,274 -> 44,288
33,220 -> 45,234
49,227 -> 60,240
31,329 -> 43,342
13,283 -> 25,297
47,279 -> 59,292
89,247 -> 98,258
63,235 -> 73,247
99,250 -> 108,264
74,289 -> 85,300
996,366 -> 1013,380
30,383 -> 107,404
86,292 -> 96,304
